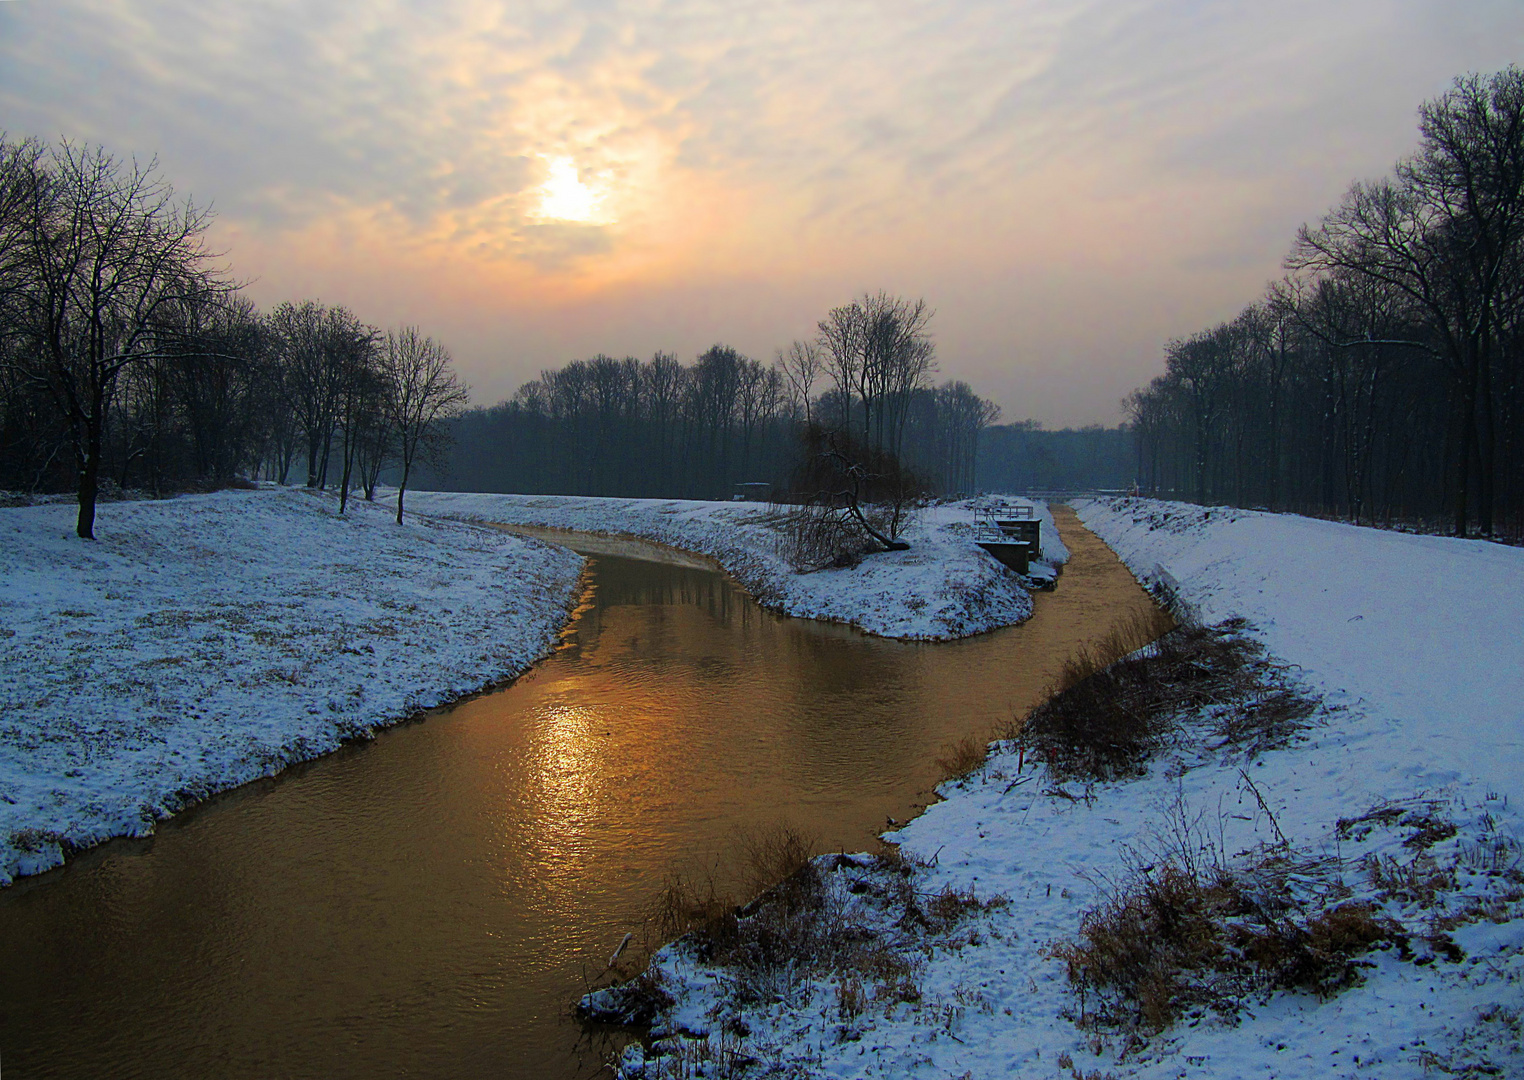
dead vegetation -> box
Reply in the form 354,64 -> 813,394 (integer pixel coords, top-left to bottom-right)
1003,608 -> 1319,783
654,840 -> 1001,1004
1058,791 -> 1524,1038
935,734 -> 990,784
1053,847 -> 1405,1033
581,825 -> 1009,1069
772,424 -> 928,571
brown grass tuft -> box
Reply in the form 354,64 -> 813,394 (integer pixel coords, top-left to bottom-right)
1364,852 -> 1457,908
936,735 -> 990,784
1054,854 -> 1403,1032
1005,614 -> 1318,783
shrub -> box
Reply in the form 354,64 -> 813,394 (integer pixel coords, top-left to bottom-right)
1054,853 -> 1403,1032
1005,614 -> 1318,783
772,422 -> 928,570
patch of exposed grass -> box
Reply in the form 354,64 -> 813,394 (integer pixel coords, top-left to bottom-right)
583,827 -> 1010,1061
935,734 -> 989,784
1004,613 -> 1318,783
1053,851 -> 1405,1033
1058,798 -> 1524,1038
1364,852 -> 1458,907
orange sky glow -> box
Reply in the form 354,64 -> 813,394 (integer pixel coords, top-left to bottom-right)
4,1 -> 1522,424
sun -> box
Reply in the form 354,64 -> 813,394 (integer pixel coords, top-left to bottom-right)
535,157 -> 606,223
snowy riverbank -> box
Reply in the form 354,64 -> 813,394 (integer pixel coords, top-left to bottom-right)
0,486 -> 584,885
402,491 -> 1066,641
599,497 -> 1524,1079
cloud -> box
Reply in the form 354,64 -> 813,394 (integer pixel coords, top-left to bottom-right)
3,0 -> 1522,422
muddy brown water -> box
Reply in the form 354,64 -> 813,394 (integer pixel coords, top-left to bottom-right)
0,508 -> 1154,1079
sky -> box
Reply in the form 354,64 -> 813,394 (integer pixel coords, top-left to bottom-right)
2,1 -> 1521,426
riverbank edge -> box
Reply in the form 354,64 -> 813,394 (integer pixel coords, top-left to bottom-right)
404,491 -> 1065,641
570,503 -> 1135,1049
582,497 -> 1524,1080
0,487 -> 589,887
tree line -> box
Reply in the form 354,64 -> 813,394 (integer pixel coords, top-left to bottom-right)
0,135 -> 1014,534
1126,68 -> 1524,538
425,292 -> 1005,501
0,137 -> 467,537
978,423 -> 1134,493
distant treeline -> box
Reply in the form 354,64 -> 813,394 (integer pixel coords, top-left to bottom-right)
420,341 -> 1005,499
425,390 -> 1132,499
0,137 -> 468,535
977,423 -> 1134,493
1126,68 -> 1524,538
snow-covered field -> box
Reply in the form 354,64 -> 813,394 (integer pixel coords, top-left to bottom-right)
0,486 -> 584,885
402,491 -> 1066,641
603,498 -> 1524,1079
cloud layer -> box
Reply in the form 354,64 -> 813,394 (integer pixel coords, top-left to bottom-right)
3,0 -> 1521,422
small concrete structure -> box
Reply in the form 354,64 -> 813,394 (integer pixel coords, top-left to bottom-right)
972,502 -> 1041,576
976,538 -> 1031,574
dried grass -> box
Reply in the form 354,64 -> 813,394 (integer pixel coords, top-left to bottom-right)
1005,612 -> 1319,783
1054,852 -> 1404,1032
935,735 -> 990,784
1364,852 -> 1457,907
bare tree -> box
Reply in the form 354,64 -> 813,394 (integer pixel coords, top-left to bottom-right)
8,143 -> 223,538
780,423 -> 924,567
1292,67 -> 1524,534
268,301 -> 375,491
816,293 -> 936,455
384,326 -> 468,522
334,324 -> 383,515
777,339 -> 822,426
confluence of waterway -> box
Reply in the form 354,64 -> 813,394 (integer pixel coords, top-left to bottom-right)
0,507 -> 1156,1079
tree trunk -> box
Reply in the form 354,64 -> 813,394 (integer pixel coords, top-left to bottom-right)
1454,372 -> 1476,537
396,454 -> 412,525
76,433 -> 100,540
1477,350 -> 1496,536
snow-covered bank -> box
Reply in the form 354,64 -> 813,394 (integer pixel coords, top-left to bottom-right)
1078,498 -> 1524,800
0,486 -> 584,885
402,491 -> 1066,641
600,498 -> 1524,1079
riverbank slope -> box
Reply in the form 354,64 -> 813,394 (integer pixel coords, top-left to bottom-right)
0,486 -> 584,885
403,491 -> 1066,640
602,497 -> 1524,1079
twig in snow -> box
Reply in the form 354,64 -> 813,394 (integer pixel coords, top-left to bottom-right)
1238,768 -> 1288,847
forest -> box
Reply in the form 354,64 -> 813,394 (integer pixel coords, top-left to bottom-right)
0,138 -> 1026,528
422,330 -> 1009,501
1126,68 -> 1524,538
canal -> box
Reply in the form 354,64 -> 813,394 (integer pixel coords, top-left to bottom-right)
0,508 -> 1155,1079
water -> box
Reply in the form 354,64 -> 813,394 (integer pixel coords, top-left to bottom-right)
0,508 -> 1155,1079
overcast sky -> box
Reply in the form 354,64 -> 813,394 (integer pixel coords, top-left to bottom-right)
3,1 -> 1521,424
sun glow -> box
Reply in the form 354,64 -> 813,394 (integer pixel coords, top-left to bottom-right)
535,157 -> 606,223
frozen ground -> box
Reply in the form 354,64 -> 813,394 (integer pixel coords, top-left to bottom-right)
599,497 -> 1524,1079
402,492 -> 1065,641
0,486 -> 584,885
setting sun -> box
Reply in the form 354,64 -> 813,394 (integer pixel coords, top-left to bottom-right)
535,157 -> 605,223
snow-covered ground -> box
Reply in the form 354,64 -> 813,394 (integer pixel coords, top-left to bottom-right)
602,497 -> 1524,1079
0,486 -> 584,885
402,491 -> 1066,641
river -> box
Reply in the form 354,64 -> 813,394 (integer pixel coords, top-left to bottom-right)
0,508 -> 1155,1079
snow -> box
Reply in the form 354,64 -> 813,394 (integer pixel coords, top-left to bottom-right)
1078,499 -> 1524,801
401,491 -> 1066,641
603,497 -> 1524,1078
0,486 -> 584,885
